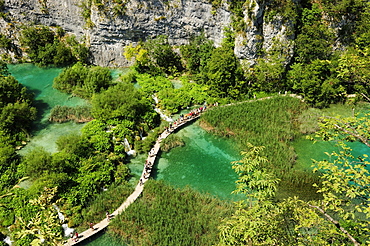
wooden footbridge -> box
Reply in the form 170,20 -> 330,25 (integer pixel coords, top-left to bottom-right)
64,110 -> 203,245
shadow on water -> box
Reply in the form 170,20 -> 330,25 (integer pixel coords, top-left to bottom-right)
76,229 -> 126,246
31,99 -> 52,132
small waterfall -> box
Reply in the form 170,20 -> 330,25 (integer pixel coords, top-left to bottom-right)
152,95 -> 173,122
62,224 -> 74,237
154,108 -> 173,122
4,236 -> 12,245
53,205 -> 65,222
124,138 -> 136,155
53,205 -> 75,237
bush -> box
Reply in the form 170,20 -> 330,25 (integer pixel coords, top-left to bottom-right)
53,63 -> 112,98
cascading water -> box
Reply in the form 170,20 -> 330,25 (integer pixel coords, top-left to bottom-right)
3,236 -> 12,245
152,95 -> 173,122
53,205 -> 75,237
123,138 -> 136,155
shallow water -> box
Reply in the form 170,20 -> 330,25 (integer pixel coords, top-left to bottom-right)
153,121 -> 243,200
8,64 -> 88,154
293,136 -> 370,171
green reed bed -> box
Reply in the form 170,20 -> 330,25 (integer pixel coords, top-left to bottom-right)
109,180 -> 234,246
160,134 -> 185,152
49,105 -> 93,123
67,182 -> 134,232
201,96 -> 321,192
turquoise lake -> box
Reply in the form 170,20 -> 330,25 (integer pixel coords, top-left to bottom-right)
7,64 -> 369,245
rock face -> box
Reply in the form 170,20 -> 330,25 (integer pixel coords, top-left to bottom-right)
1,0 -> 294,67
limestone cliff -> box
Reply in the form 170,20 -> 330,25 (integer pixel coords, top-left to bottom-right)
0,0 -> 295,67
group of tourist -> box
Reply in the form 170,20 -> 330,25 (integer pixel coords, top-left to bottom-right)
165,105 -> 209,133
70,231 -> 79,242
140,159 -> 154,185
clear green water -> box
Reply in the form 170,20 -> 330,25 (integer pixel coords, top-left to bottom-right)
8,63 -> 88,154
293,136 -> 370,171
153,122 -> 243,200
78,231 -> 125,246
9,64 -> 369,244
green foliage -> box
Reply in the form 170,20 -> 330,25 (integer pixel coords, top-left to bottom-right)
288,59 -> 346,108
0,33 -> 11,50
17,147 -> 52,179
201,44 -> 246,99
337,47 -> 370,96
232,144 -> 280,203
20,25 -> 88,66
0,75 -> 36,144
53,63 -> 112,98
72,182 -> 133,230
125,36 -> 183,76
136,73 -> 173,96
110,180 -> 234,246
294,4 -> 335,64
11,187 -> 64,246
249,54 -> 287,93
91,82 -> 157,126
0,60 -> 8,77
134,126 -> 161,154
180,33 -> 214,75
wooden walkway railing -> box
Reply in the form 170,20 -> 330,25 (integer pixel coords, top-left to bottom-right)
64,111 -> 202,245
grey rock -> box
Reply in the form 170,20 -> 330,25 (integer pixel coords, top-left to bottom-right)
1,0 -> 294,67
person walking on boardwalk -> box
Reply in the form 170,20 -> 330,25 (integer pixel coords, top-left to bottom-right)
73,231 -> 79,242
89,222 -> 94,230
106,211 -> 110,221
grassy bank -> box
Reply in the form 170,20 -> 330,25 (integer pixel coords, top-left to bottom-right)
108,180 -> 234,246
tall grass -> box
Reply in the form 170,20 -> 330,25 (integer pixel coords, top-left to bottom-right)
49,105 -> 93,123
201,96 -> 321,194
66,182 -> 134,231
160,134 -> 185,152
109,180 -> 234,246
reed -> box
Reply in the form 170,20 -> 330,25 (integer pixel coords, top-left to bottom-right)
201,96 -> 318,190
49,105 -> 93,123
160,134 -> 185,152
109,180 -> 234,246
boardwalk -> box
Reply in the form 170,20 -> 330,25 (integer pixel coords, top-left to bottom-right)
64,111 -> 202,245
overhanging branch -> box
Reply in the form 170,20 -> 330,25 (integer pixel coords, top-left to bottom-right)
307,203 -> 360,246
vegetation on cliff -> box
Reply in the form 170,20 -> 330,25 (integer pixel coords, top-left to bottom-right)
20,26 -> 89,67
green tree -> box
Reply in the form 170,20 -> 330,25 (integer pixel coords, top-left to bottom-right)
53,63 -> 111,98
218,144 -> 295,246
287,59 -> 345,107
294,4 -> 335,64
17,147 -> 52,179
91,82 -> 155,123
203,45 -> 245,98
219,120 -> 370,245
337,47 -> 370,97
249,54 -> 286,93
180,33 -> 214,74
125,36 -> 183,76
